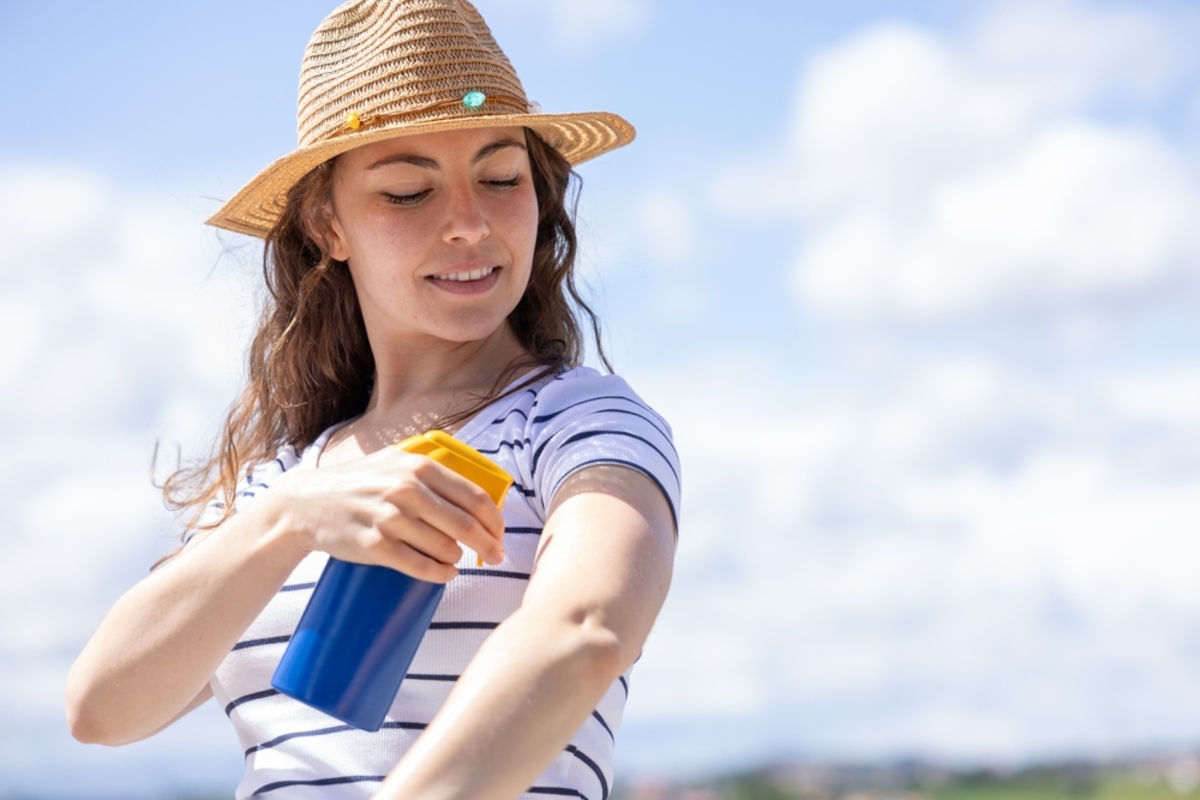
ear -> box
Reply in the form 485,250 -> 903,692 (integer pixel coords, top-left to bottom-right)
324,207 -> 351,263
303,197 -> 351,263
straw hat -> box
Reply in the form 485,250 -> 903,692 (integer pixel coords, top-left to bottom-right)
206,0 -> 635,238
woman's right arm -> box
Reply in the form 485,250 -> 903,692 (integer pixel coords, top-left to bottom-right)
65,449 -> 506,746
66,491 -> 310,746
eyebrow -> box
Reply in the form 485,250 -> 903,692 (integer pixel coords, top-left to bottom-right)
366,138 -> 527,171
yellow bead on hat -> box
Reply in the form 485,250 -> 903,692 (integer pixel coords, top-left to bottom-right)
206,0 -> 635,239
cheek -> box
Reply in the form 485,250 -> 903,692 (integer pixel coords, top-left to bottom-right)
343,207 -> 420,269
509,189 -> 540,267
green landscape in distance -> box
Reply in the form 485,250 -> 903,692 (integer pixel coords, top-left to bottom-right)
612,756 -> 1200,800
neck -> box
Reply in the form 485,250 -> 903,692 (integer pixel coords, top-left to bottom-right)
363,323 -> 532,423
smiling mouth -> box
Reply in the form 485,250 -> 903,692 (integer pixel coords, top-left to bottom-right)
431,266 -> 498,282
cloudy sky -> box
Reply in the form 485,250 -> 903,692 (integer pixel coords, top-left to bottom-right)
4,0 -> 1200,796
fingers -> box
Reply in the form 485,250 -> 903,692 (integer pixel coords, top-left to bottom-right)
379,512 -> 464,566
371,538 -> 460,584
388,454 -> 507,565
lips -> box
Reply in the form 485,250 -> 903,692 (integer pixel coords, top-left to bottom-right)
426,265 -> 502,295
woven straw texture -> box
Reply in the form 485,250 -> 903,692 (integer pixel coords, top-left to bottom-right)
207,0 -> 635,238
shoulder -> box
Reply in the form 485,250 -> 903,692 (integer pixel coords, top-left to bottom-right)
523,366 -> 681,527
526,366 -> 673,438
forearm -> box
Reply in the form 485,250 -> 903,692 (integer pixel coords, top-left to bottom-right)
378,466 -> 676,800
67,447 -> 510,747
66,499 -> 306,745
376,604 -> 626,800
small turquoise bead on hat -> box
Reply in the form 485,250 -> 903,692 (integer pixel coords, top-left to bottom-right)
462,91 -> 486,109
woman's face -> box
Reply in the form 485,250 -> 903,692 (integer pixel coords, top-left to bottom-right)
323,126 -> 539,348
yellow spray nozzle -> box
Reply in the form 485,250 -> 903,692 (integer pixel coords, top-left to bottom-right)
394,430 -> 514,566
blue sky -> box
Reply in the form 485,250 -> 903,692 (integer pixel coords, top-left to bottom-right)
4,0 -> 1200,796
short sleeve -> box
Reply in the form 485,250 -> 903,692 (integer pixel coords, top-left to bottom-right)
182,443 -> 302,545
525,372 -> 681,528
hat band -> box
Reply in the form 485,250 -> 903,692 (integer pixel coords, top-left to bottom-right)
323,90 -> 532,142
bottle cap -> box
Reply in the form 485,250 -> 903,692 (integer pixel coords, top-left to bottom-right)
394,430 -> 513,508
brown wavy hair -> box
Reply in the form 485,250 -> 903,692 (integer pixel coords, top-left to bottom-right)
163,129 -> 607,536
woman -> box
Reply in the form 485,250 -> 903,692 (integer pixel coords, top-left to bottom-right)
64,2 -> 679,799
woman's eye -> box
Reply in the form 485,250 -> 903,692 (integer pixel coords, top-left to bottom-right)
384,190 -> 431,206
484,177 -> 521,189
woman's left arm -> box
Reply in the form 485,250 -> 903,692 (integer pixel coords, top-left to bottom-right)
376,464 -> 676,800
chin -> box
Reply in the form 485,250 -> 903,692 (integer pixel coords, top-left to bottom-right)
431,314 -> 513,345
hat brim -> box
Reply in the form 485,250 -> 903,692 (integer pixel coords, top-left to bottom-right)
205,110 -> 634,238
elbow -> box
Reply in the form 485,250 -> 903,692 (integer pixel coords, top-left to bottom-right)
66,701 -> 138,747
65,696 -> 108,746
65,669 -> 96,744
65,673 -> 130,746
65,688 -> 110,745
562,615 -> 629,690
67,716 -> 105,746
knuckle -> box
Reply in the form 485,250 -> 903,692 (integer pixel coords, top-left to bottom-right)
391,481 -> 419,503
363,536 -> 393,563
410,458 -> 439,482
414,557 -> 454,583
356,529 -> 384,551
454,515 -> 479,542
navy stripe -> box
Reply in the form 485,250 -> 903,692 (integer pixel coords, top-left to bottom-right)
557,430 -> 679,483
428,621 -> 499,630
506,526 -> 543,535
529,789 -> 587,799
279,582 -> 316,593
532,394 -> 656,426
555,458 -> 679,531
477,437 -> 531,456
246,720 -> 428,758
406,673 -> 459,682
531,436 -> 555,477
225,689 -> 279,717
380,721 -> 428,731
586,407 -> 671,442
246,723 -> 353,757
511,481 -> 537,498
591,710 -> 614,741
567,744 -> 609,800
486,406 -> 529,426
531,409 -> 675,477
232,634 -> 291,651
618,675 -> 629,698
458,568 -> 531,580
251,775 -> 385,796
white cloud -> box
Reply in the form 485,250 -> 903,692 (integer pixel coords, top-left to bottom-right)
479,0 -> 649,51
636,1 -> 1200,772
0,164 -> 255,794
799,122 -> 1200,317
548,0 -> 646,48
633,188 -> 700,268
714,0 -> 1200,321
622,349 -> 1200,769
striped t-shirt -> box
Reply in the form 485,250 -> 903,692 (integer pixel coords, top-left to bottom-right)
204,367 -> 681,800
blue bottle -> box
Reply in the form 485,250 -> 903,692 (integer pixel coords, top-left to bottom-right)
271,558 -> 445,732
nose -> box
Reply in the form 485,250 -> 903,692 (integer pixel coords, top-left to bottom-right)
442,180 -> 489,245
